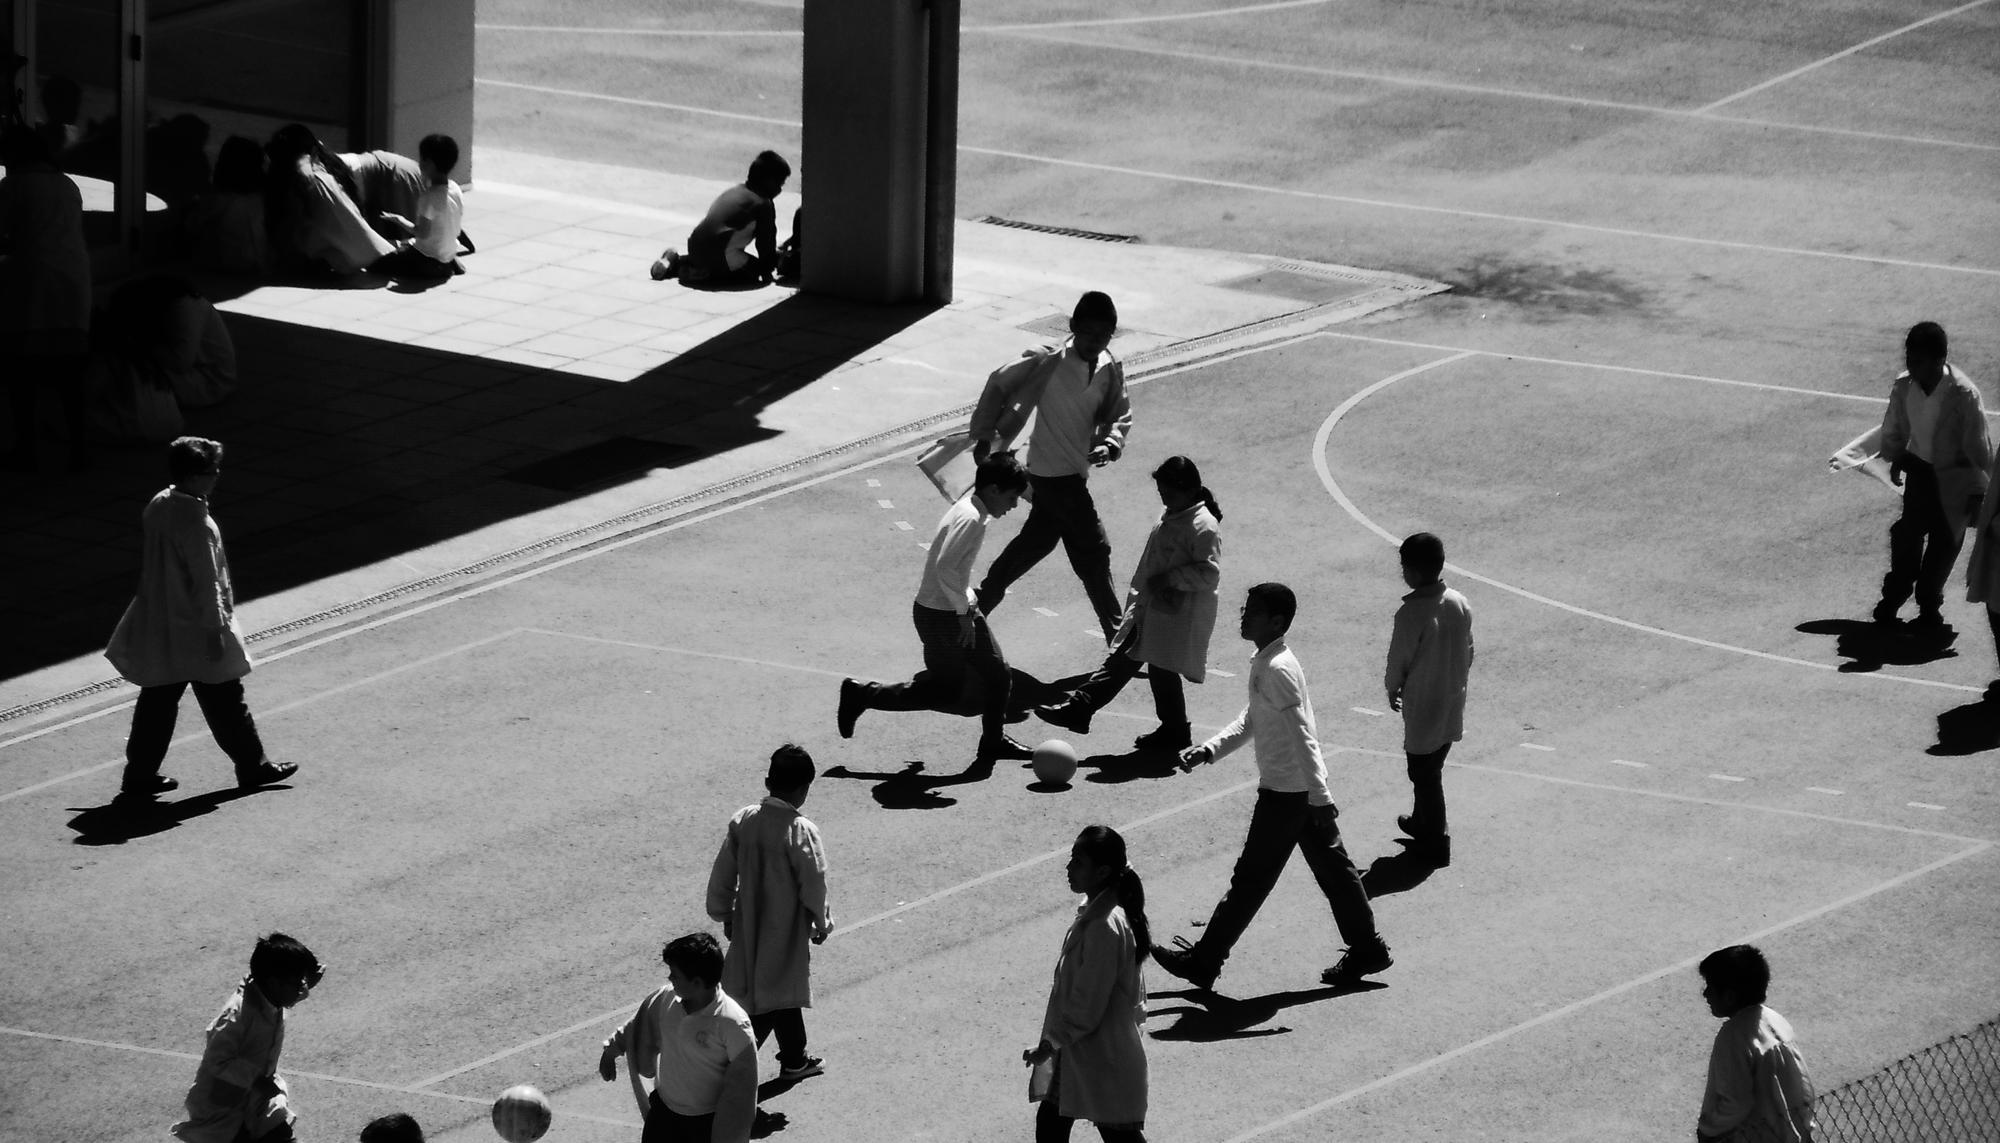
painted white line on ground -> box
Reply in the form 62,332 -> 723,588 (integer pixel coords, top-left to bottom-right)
917,542 -> 932,551
1032,607 -> 1060,617
1310,353 -> 1987,695
1210,669 -> 1236,678
477,22 -> 798,36
1608,759 -> 1648,768
1808,786 -> 1845,795
0,630 -> 528,804
1695,0 -> 1999,114
992,29 -> 2000,154
471,81 -> 2000,279
893,520 -> 914,531
865,479 -> 880,488
1520,743 -> 1556,752
1711,774 -> 1749,782
1351,706 -> 1386,717
971,0 -> 1331,30
876,499 -> 894,509
1223,837 -> 1993,1142
1909,801 -> 1946,811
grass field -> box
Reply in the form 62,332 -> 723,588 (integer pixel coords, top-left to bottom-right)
6,1 -> 2000,1140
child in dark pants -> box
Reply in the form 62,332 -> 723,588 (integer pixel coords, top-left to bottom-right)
173,933 -> 325,1143
1385,532 -> 1474,867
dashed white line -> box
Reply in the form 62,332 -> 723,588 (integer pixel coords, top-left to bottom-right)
892,520 -> 914,531
1031,607 -> 1060,617
1520,743 -> 1555,752
1350,706 -> 1386,717
865,479 -> 881,488
1209,669 -> 1236,678
1807,786 -> 1845,796
1608,759 -> 1648,768
1908,801 -> 1946,811
876,499 -> 894,509
1710,774 -> 1748,783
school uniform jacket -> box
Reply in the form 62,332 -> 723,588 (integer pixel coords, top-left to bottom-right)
1041,890 -> 1148,1126
969,344 -> 1131,461
1117,502 -> 1221,683
1879,363 -> 1992,534
706,796 -> 830,1013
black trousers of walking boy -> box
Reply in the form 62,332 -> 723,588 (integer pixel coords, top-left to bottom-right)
1187,790 -> 1378,970
121,679 -> 268,787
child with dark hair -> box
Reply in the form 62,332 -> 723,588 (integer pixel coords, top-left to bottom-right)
1036,454 -> 1223,752
600,932 -> 759,1143
652,150 -> 790,286
172,933 -> 325,1143
190,136 -> 269,273
1385,531 -> 1473,867
839,451 -> 1039,765
369,134 -> 471,282
706,743 -> 834,1080
1696,945 -> 1815,1142
1024,825 -> 1152,1143
358,1113 -> 424,1143
264,123 -> 391,274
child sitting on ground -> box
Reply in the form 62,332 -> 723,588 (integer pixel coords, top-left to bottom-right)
172,932 -> 325,1143
652,151 -> 790,287
371,134 -> 473,282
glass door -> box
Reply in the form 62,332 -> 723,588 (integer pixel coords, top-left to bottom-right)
28,0 -> 140,266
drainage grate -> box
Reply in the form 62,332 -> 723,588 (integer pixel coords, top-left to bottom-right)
504,437 -> 697,492
976,216 -> 1140,243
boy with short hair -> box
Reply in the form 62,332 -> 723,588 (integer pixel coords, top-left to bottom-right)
600,932 -> 760,1143
1385,532 -> 1473,867
1696,945 -> 1816,1142
358,1113 -> 424,1143
173,933 -> 326,1143
370,134 -> 471,281
707,744 -> 835,1080
653,151 -> 790,286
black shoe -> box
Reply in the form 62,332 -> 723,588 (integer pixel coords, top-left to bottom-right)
237,760 -> 298,788
1321,940 -> 1393,985
837,679 -> 867,739
1133,723 -> 1192,752
1151,937 -> 1219,990
115,774 -> 177,803
1035,698 -> 1092,735
1872,599 -> 1903,626
977,732 -> 1035,763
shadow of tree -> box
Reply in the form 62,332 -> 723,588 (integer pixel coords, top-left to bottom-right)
1147,980 -> 1388,1042
65,784 -> 281,845
1796,618 -> 1958,672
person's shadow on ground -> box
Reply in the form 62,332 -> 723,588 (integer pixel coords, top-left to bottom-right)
822,758 -> 995,809
1930,694 -> 2000,755
65,785 -> 282,844
749,1107 -> 787,1137
1796,618 -> 1959,671
1081,747 -> 1185,785
1360,846 -> 1440,898
1147,980 -> 1388,1042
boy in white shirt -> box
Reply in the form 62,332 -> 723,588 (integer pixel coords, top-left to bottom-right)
372,134 -> 472,282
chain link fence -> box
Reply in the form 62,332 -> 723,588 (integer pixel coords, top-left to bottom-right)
1813,1015 -> 2000,1142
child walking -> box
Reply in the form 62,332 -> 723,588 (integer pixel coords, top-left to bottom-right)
1385,533 -> 1474,867
172,933 -> 325,1143
706,744 -> 835,1080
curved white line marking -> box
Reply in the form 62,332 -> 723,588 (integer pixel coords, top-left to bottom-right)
1311,352 -> 1982,694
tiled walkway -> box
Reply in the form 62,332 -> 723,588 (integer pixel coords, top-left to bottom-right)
0,149 -> 1442,713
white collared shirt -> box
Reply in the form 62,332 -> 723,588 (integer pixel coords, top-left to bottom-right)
1202,637 -> 1332,805
1025,344 -> 1117,478
915,491 -> 991,613
1904,377 -> 1946,462
650,987 -> 755,1116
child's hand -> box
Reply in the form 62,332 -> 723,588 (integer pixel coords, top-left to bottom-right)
598,1041 -> 620,1082
1388,690 -> 1402,713
1177,744 -> 1213,772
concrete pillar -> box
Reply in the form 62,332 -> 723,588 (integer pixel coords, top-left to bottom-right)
367,0 -> 475,183
801,0 -> 956,304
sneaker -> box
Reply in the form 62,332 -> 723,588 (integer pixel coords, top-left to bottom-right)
778,1056 -> 825,1079
1321,940 -> 1393,985
115,774 -> 178,803
837,679 -> 868,740
649,250 -> 681,281
236,760 -> 299,789
976,732 -> 1035,763
1151,937 -> 1218,990
1034,698 -> 1092,735
1133,723 -> 1192,752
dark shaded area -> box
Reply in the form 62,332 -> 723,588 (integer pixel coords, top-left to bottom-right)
65,783 -> 284,845
750,1108 -> 788,1138
1441,254 -> 1652,320
821,758 -> 996,810
1360,845 -> 1441,898
2,291 -> 935,686
1147,981 -> 1386,1042
1081,747 -> 1185,785
1930,696 -> 2000,756
1797,618 -> 1959,672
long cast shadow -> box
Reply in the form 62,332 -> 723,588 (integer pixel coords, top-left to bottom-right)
4,287 -> 936,682
65,784 -> 285,845
1147,980 -> 1388,1042
1360,846 -> 1439,898
1930,696 -> 2000,755
821,759 -> 996,810
1796,618 -> 1958,673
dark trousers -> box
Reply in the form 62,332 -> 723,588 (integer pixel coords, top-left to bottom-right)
870,603 -> 1012,738
641,1093 -> 714,1143
121,679 -> 267,785
751,1007 -> 808,1069
371,246 -> 457,280
1070,629 -> 1188,728
1035,1056 -> 1147,1143
977,473 -> 1122,635
1405,744 -> 1451,837
1193,789 -> 1378,967
1882,456 -> 1963,617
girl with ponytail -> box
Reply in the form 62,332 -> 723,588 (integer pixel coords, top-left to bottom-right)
1037,455 -> 1224,752
1024,825 -> 1150,1142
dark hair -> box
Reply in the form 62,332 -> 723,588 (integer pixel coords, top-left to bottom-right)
748,150 -> 791,187
248,932 -> 324,986
973,450 -> 1029,496
418,133 -> 459,178
1698,944 -> 1771,1006
766,743 -> 815,793
168,436 -> 224,479
0,124 -> 50,166
1400,532 -> 1445,579
1906,321 -> 1948,361
662,932 -> 725,987
1074,825 -> 1151,963
359,1113 -> 425,1143
1071,290 -> 1118,329
41,74 -> 82,120
1246,582 -> 1297,630
213,136 -> 266,194
1153,455 -> 1223,521
267,123 -> 362,206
